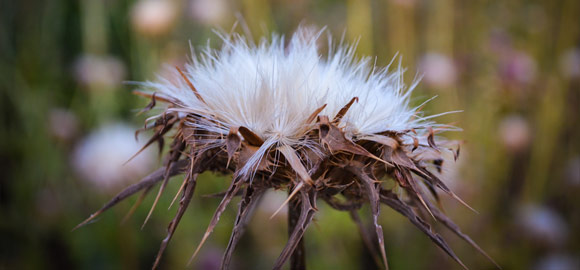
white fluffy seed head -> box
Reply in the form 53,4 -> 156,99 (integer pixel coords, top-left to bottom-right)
140,27 -> 446,177
145,28 -> 427,138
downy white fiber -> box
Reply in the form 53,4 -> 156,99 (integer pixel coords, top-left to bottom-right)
140,27 -> 440,177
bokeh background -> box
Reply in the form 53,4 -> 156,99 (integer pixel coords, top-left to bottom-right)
1,0 -> 579,269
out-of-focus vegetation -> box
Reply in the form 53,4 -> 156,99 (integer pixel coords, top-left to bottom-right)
1,0 -> 579,269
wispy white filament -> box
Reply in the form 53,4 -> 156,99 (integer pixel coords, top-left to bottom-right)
141,27 -> 437,177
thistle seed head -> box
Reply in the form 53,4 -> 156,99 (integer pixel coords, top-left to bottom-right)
76,27 -> 498,270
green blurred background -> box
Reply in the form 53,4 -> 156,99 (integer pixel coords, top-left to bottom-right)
1,0 -> 579,269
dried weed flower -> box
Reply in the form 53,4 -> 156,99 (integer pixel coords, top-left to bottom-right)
75,28 -> 498,269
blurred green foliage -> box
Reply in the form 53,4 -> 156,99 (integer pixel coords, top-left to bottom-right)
1,0 -> 579,269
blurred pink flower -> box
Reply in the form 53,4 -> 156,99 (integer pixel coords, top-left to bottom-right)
72,123 -> 156,191
559,48 -> 580,80
488,29 -> 512,55
498,115 -> 531,153
73,54 -> 126,90
189,0 -> 228,26
49,108 -> 79,141
500,51 -> 537,85
418,53 -> 458,88
131,0 -> 177,37
195,246 -> 224,270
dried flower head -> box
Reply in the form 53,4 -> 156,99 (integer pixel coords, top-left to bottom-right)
75,28 -> 498,269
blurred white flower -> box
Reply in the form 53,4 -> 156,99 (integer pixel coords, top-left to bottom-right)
131,0 -> 177,37
72,123 -> 156,191
498,115 -> 531,153
534,253 -> 579,270
73,54 -> 126,90
418,53 -> 458,88
258,190 -> 288,218
559,48 -> 580,80
49,108 -> 79,141
189,0 -> 228,26
516,204 -> 568,248
564,156 -> 580,187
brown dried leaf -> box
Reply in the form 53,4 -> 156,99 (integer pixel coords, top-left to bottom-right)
427,127 -> 438,150
306,103 -> 327,124
168,176 -> 188,209
433,159 -> 444,173
333,97 -> 358,123
273,188 -> 317,269
137,92 -> 157,116
237,144 -> 270,171
422,198 -> 501,269
454,144 -> 461,161
188,173 -> 245,265
121,186 -> 152,225
379,190 -> 469,270
124,114 -> 178,165
360,134 -> 399,149
413,166 -> 478,213
142,138 -> 186,229
413,166 -> 449,192
157,137 -> 165,159
418,176 -> 441,204
404,169 -> 436,220
392,148 -> 416,169
152,171 -> 199,270
317,175 -> 354,197
226,127 -> 241,166
288,187 -> 306,270
72,159 -> 189,231
176,66 -> 206,104
322,196 -> 362,211
319,116 -> 384,162
350,210 -> 383,269
238,126 -> 264,146
278,145 -> 313,185
270,181 -> 305,219
347,165 -> 389,270
392,166 -> 410,188
201,188 -> 246,199
133,90 -> 175,104
221,186 -> 265,269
